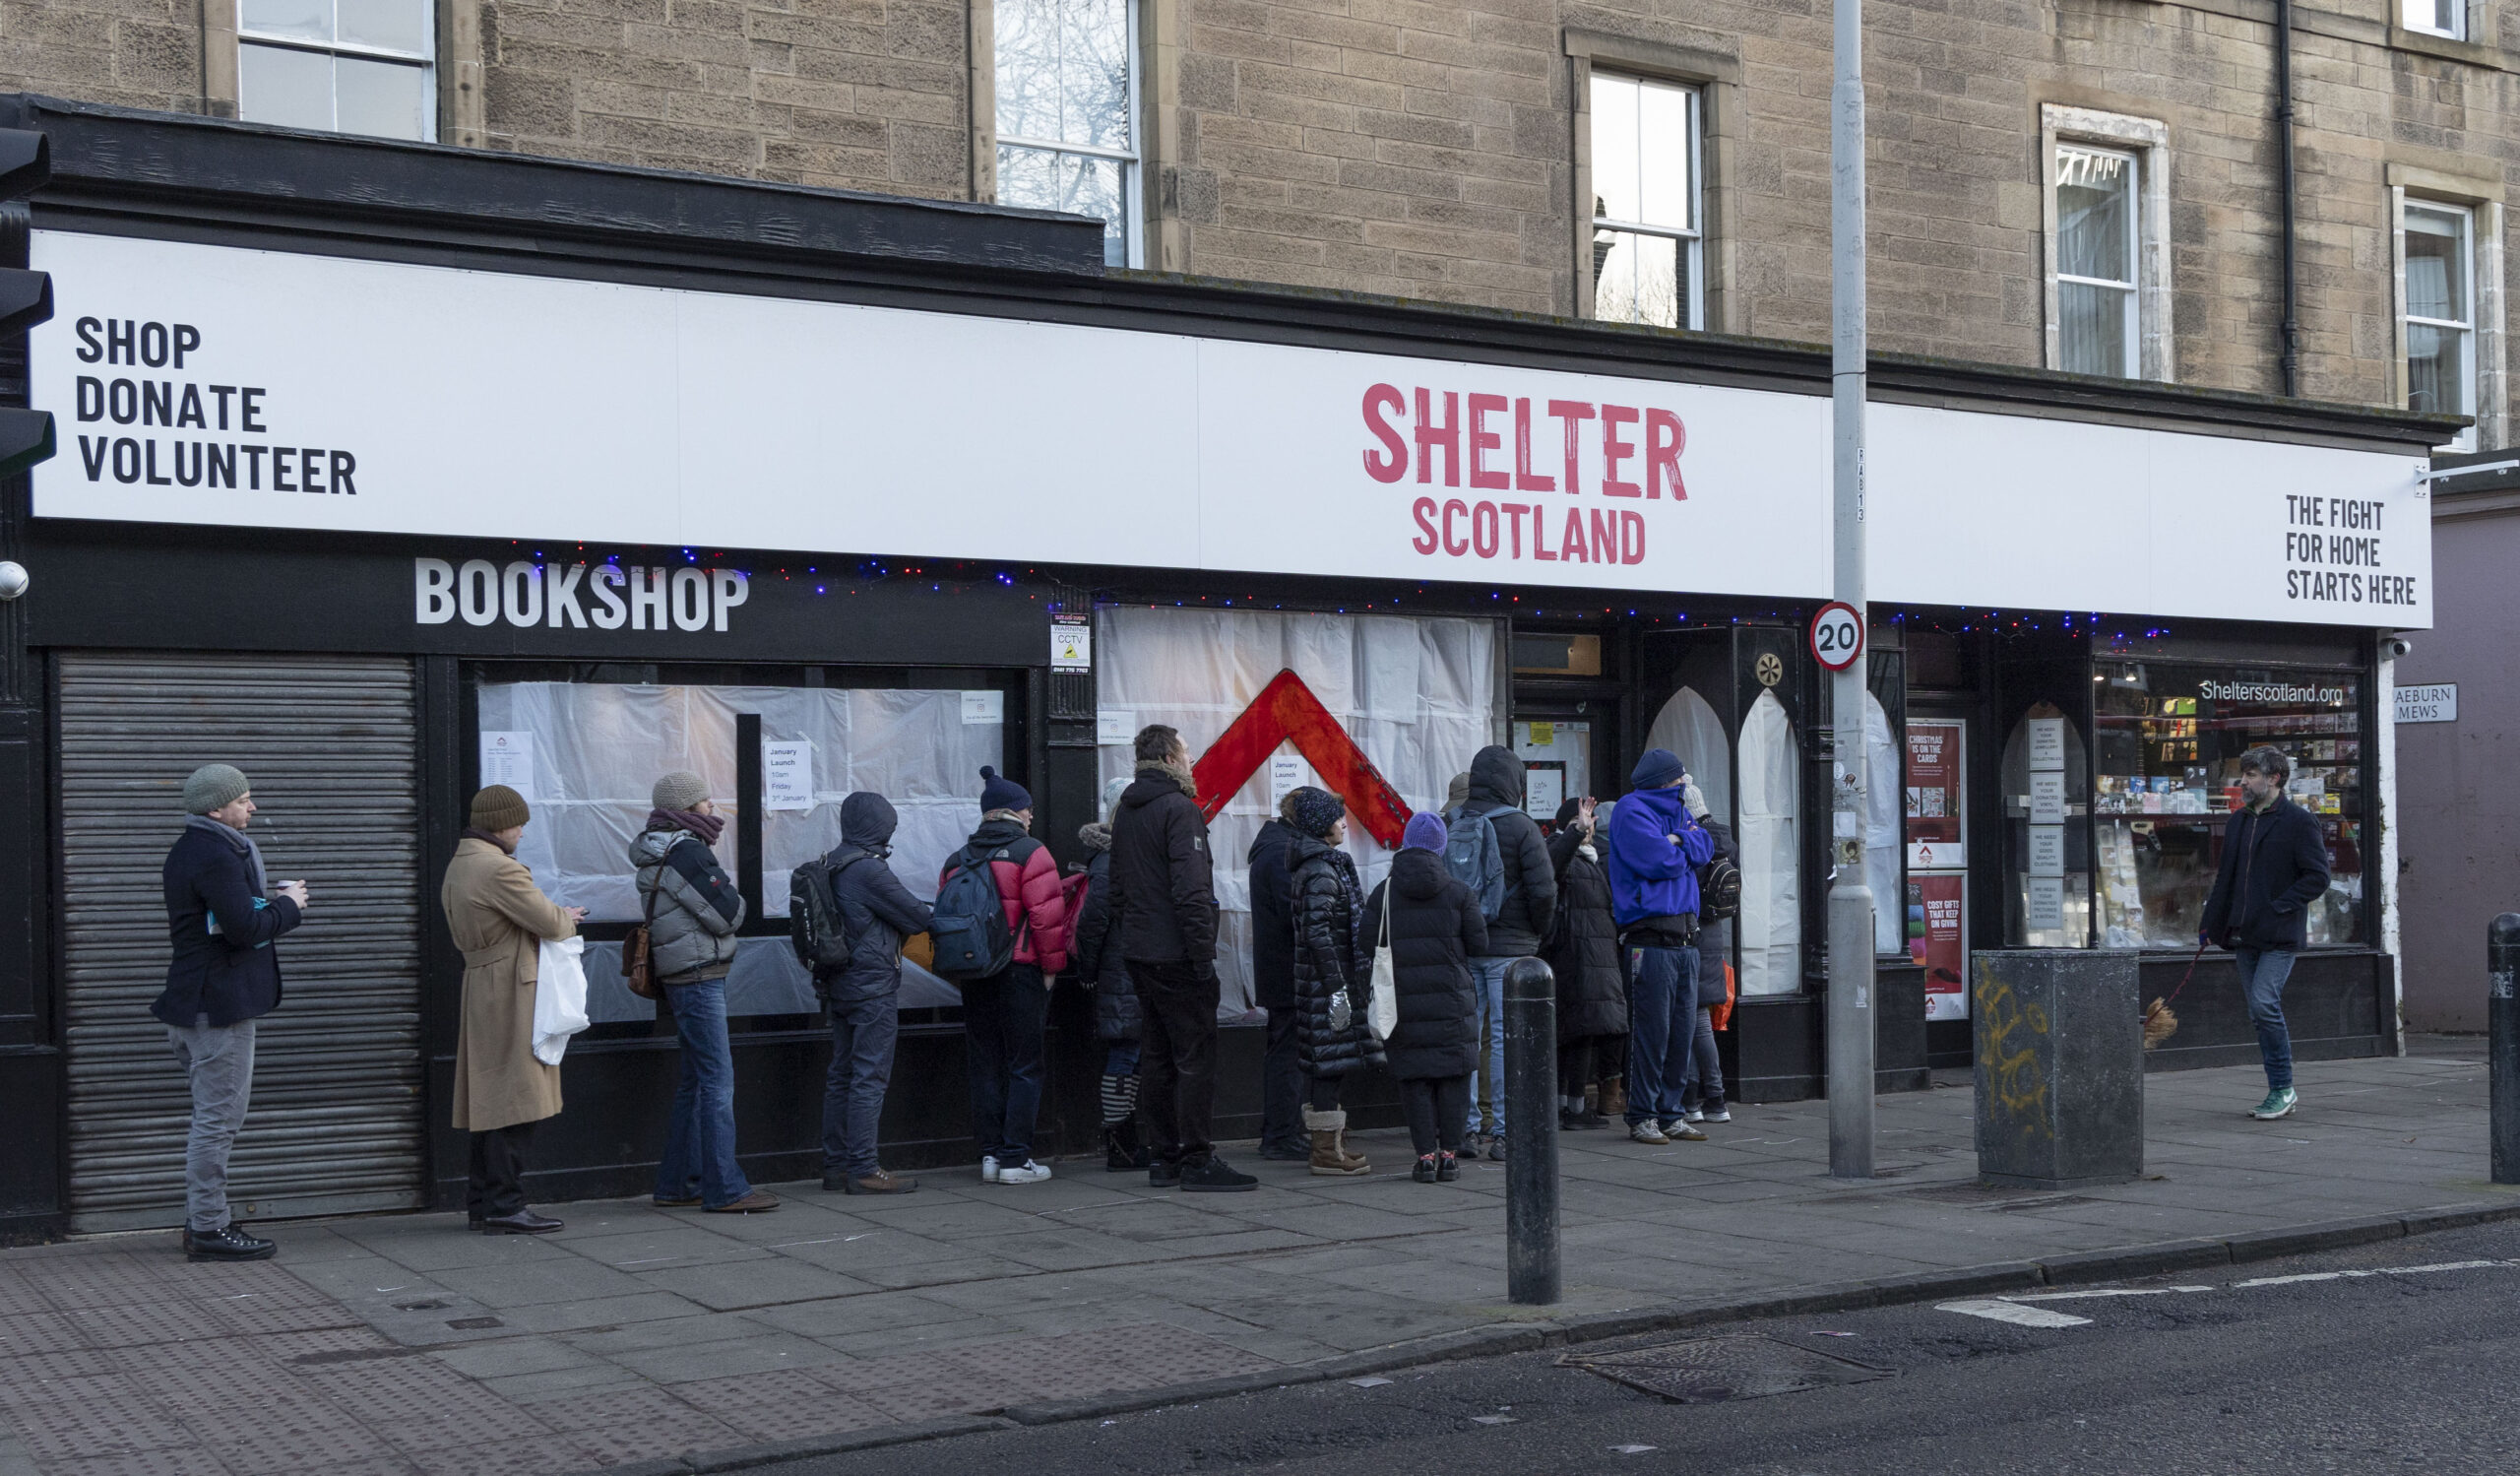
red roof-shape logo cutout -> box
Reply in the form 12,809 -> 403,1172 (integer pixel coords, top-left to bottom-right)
1190,670 -> 1415,848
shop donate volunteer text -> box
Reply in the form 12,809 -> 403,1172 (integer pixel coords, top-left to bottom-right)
1360,383 -> 1684,567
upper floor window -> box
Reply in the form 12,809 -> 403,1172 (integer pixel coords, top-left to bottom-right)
239,0 -> 435,141
2403,0 -> 2465,40
995,0 -> 1141,268
2055,144 -> 2139,376
1589,73 -> 1702,330
2404,201 -> 2476,434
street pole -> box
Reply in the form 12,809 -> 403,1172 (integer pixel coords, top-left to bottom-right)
2491,913 -> 2518,1186
1826,0 -> 1876,1182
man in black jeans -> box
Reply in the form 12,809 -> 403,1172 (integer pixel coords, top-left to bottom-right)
1247,796 -> 1307,1160
2199,744 -> 2331,1122
1108,724 -> 1256,1191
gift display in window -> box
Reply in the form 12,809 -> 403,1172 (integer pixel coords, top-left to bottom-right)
2091,664 -> 2365,949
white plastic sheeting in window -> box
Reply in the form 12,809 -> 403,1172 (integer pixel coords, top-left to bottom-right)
1736,689 -> 1803,995
1094,607 -> 1501,1013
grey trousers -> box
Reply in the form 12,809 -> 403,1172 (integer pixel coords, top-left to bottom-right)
167,1016 -> 257,1233
821,993 -> 901,1178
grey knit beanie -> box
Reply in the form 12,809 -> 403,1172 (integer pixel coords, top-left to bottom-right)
182,763 -> 250,815
652,770 -> 710,812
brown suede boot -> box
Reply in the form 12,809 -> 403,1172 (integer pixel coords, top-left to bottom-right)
1602,1075 -> 1627,1121
1304,1107 -> 1368,1176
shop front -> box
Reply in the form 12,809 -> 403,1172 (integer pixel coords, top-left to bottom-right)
0,96 -> 2446,1236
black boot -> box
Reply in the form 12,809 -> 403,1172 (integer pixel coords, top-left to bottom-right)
187,1222 -> 277,1262
1104,1121 -> 1152,1172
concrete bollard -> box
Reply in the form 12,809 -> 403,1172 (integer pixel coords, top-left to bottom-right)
2492,914 -> 2519,1186
1503,955 -> 1560,1306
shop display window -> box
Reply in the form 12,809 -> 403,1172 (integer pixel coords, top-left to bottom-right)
2092,664 -> 2365,948
1735,689 -> 1803,995
2000,701 -> 2092,948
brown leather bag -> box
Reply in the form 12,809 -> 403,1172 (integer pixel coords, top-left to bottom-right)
623,880 -> 662,1000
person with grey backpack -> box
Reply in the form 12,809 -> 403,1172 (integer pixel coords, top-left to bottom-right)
792,792 -> 932,1196
1443,746 -> 1555,1160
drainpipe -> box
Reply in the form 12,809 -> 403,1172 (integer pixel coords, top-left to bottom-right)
2276,0 -> 2302,398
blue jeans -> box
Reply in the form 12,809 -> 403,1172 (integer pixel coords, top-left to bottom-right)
656,979 -> 753,1208
2235,946 -> 2299,1091
1466,957 -> 1511,1139
821,992 -> 900,1178
1679,1007 -> 1725,1111
1625,943 -> 1699,1125
962,965 -> 1047,1165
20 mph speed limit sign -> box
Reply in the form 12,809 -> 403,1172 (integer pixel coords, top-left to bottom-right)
1809,602 -> 1864,671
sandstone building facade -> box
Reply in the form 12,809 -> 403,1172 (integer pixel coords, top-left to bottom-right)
4,1 -> 2506,430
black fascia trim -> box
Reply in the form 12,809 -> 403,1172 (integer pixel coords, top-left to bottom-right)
0,93 -> 1107,276
6,93 -> 2460,456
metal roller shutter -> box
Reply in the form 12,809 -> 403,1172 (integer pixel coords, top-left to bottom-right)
58,653 -> 425,1231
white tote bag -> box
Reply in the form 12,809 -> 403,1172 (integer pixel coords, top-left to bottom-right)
533,935 -> 591,1065
1366,884 -> 1399,1043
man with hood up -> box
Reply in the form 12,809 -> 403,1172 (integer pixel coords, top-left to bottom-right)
815,793 -> 934,1195
1448,745 -> 1556,1160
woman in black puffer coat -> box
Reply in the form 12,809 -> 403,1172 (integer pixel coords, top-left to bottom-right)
1072,780 -> 1149,1170
1286,789 -> 1379,1176
1546,796 -> 1627,1130
1360,811 -> 1487,1183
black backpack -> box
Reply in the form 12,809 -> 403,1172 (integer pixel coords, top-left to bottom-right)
929,843 -> 1022,981
1697,854 -> 1742,923
788,852 -> 866,974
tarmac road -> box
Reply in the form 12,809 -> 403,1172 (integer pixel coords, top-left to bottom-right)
777,1219 -> 2520,1475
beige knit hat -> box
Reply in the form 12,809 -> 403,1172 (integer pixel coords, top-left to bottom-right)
653,770 -> 710,812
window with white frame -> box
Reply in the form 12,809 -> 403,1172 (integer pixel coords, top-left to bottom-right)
238,0 -> 435,142
994,0 -> 1141,269
2055,143 -> 2140,377
1589,72 -> 1703,331
2402,0 -> 2465,40
2404,202 -> 2476,427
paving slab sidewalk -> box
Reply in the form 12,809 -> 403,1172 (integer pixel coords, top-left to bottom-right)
2,1039 -> 2511,1476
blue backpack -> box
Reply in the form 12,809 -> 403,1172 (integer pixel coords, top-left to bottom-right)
928,843 -> 1018,981
1443,804 -> 1509,923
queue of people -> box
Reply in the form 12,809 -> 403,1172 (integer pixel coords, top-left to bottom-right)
156,730 -> 1732,1259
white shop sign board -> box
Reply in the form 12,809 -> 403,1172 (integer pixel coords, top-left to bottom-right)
28,231 -> 2434,628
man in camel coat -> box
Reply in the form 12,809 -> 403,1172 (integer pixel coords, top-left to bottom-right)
444,784 -> 584,1234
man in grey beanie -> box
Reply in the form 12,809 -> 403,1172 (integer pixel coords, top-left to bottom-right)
156,764 -> 310,1261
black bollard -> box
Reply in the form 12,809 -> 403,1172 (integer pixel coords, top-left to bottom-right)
2493,914 -> 2520,1186
1503,956 -> 1560,1305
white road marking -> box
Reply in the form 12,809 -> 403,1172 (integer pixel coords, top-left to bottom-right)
1610,1445 -> 1659,1455
1348,1377 -> 1392,1388
2006,1288 -> 2189,1304
1935,1299 -> 2094,1327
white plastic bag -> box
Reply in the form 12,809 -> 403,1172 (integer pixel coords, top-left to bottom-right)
534,935 -> 591,1065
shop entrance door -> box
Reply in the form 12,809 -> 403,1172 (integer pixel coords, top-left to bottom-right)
56,652 -> 427,1231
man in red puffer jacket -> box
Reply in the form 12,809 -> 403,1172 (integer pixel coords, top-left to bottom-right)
941,766 -> 1070,1186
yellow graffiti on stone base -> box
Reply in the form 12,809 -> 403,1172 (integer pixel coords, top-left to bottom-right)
1976,960 -> 2051,1140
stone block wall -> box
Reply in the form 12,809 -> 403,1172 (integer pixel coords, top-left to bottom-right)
3,0 -> 2518,430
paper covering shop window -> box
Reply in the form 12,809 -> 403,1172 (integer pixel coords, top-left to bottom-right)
1735,689 -> 1802,996
1094,607 -> 1501,1014
1864,692 -> 1904,955
1644,686 -> 1730,822
2001,703 -> 2091,948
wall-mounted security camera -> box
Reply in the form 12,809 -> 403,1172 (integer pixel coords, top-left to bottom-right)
0,560 -> 27,602
2383,635 -> 2413,659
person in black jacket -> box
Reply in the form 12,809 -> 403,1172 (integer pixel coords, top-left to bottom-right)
1247,799 -> 1308,1161
1449,744 -> 1556,1160
1362,812 -> 1487,1184
2200,745 -> 2333,1122
1287,788 -> 1379,1176
156,764 -> 307,1262
1073,778 -> 1151,1171
815,793 -> 934,1196
1545,797 -> 1624,1131
1107,724 -> 1254,1191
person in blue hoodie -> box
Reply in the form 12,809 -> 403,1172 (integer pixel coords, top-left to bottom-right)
1604,748 -> 1715,1145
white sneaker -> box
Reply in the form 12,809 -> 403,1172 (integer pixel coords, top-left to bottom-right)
1629,1122 -> 1670,1145
1703,1107 -> 1732,1123
1664,1121 -> 1709,1142
1682,1108 -> 1704,1123
996,1160 -> 1053,1185
980,1155 -> 1000,1184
